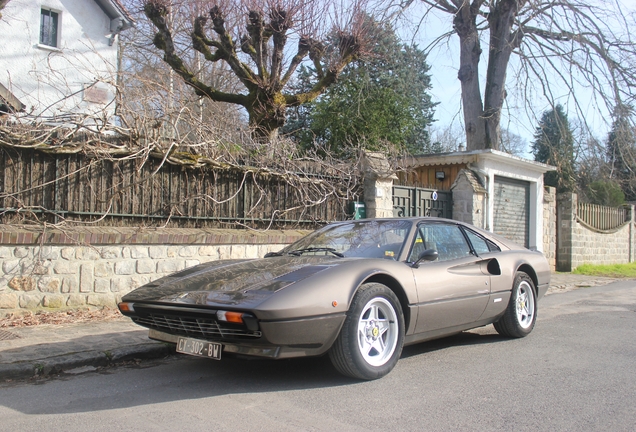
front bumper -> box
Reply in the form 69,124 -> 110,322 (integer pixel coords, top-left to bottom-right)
140,311 -> 346,359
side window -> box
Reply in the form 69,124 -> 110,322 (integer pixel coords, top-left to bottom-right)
40,9 -> 59,47
464,229 -> 491,255
411,224 -> 472,262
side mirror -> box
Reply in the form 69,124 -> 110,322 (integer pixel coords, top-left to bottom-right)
411,249 -> 438,268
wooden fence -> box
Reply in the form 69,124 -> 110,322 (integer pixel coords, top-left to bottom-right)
0,146 -> 360,229
576,202 -> 632,231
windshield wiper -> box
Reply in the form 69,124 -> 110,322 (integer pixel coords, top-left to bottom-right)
286,247 -> 344,258
264,251 -> 284,257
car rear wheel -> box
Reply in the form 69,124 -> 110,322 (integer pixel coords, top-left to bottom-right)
329,283 -> 404,380
494,271 -> 537,338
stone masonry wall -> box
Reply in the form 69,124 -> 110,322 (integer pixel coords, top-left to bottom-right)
0,226 -> 309,316
570,222 -> 632,269
556,192 -> 634,271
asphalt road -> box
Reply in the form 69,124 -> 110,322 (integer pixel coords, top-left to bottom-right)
0,280 -> 635,431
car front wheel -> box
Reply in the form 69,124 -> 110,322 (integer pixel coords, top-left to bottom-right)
329,283 -> 404,380
494,271 -> 537,338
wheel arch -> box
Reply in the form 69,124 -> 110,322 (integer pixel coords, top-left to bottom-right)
516,263 -> 538,292
360,273 -> 411,334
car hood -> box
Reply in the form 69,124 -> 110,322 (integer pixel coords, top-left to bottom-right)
121,257 -> 343,308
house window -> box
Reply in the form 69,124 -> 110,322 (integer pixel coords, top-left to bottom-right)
40,9 -> 59,47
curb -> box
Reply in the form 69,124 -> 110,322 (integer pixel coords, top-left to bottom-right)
0,342 -> 174,382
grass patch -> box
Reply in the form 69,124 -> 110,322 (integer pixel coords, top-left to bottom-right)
573,262 -> 636,278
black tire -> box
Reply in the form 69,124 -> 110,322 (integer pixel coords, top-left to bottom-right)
494,271 -> 537,338
329,283 -> 405,380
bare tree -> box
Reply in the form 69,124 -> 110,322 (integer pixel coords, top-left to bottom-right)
393,0 -> 636,152
429,123 -> 465,152
500,128 -> 527,156
140,0 -> 373,143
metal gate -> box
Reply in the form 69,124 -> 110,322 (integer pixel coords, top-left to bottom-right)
392,186 -> 452,219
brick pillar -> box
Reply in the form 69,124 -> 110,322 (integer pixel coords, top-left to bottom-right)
556,192 -> 576,272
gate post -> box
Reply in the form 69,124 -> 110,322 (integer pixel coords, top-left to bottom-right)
361,152 -> 397,218
450,169 -> 486,228
556,192 -> 576,272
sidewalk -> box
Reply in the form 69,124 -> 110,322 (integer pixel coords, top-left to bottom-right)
0,273 -> 619,382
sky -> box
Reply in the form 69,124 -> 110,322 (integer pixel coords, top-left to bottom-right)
394,0 -> 636,155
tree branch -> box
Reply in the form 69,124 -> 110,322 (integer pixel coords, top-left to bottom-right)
144,2 -> 249,106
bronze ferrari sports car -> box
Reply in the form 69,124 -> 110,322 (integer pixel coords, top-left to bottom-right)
118,218 -> 550,380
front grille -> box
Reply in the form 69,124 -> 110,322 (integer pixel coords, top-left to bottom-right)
132,313 -> 261,340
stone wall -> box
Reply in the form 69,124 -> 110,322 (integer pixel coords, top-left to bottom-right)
0,226 -> 309,316
556,192 -> 634,271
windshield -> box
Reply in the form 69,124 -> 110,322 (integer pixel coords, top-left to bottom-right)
284,220 -> 413,260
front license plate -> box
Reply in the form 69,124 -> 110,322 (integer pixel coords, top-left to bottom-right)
176,337 -> 222,360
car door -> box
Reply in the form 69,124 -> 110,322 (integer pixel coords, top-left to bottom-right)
410,222 -> 491,334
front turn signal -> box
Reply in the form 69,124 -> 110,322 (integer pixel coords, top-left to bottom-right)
217,310 -> 244,324
118,302 -> 135,313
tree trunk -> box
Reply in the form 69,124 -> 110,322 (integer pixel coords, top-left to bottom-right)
454,3 -> 486,151
247,89 -> 287,143
483,0 -> 523,151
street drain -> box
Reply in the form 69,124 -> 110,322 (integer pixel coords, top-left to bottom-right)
0,329 -> 20,340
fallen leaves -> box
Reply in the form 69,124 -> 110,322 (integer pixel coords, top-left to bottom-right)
0,308 -> 123,328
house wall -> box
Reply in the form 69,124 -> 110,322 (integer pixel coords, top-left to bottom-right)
0,227 -> 308,316
0,0 -> 119,117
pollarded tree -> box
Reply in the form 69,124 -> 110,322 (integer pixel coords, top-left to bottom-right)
141,0 -> 373,143
284,17 -> 436,155
396,0 -> 636,151
532,104 -> 576,192
118,0 -> 249,150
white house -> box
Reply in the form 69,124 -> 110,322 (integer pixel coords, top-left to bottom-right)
0,0 -> 133,119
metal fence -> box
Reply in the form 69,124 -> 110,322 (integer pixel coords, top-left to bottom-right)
0,147 -> 359,229
576,202 -> 631,231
